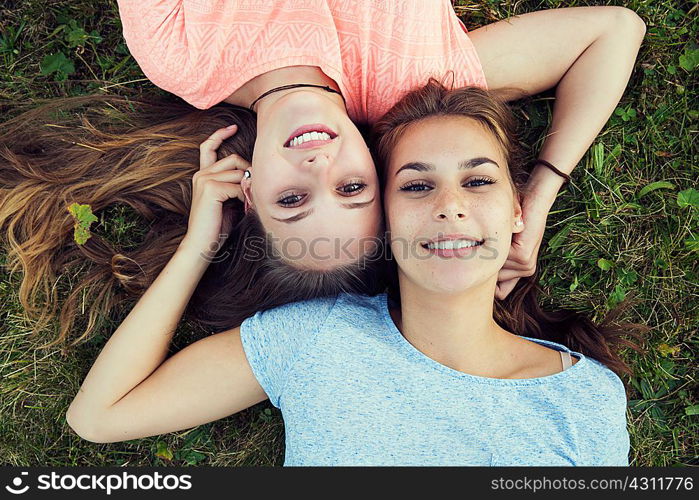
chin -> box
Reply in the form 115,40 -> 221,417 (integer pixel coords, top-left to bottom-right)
415,270 -> 489,295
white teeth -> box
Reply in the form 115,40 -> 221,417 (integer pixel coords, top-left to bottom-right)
288,131 -> 331,146
425,239 -> 480,250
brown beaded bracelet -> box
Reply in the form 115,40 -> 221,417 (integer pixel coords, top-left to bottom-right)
533,159 -> 571,184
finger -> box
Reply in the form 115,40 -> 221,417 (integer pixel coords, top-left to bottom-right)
202,179 -> 246,203
496,278 -> 520,300
198,169 -> 245,185
497,267 -> 535,282
500,254 -> 534,271
199,124 -> 238,169
205,152 -> 251,174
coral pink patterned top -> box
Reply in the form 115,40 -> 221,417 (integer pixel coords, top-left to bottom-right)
116,0 -> 487,124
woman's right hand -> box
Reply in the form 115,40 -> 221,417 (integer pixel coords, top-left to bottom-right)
180,124 -> 250,258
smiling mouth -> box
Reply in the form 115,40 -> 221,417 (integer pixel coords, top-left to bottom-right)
284,124 -> 338,148
420,238 -> 484,250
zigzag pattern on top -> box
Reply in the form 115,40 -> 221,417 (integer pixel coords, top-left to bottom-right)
115,0 -> 487,123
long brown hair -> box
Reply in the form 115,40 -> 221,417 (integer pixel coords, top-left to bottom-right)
370,78 -> 647,382
0,94 -> 383,349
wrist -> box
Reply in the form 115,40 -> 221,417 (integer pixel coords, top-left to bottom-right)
525,164 -> 567,208
176,237 -> 217,268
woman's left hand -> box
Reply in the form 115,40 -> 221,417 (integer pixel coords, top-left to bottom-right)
495,195 -> 550,300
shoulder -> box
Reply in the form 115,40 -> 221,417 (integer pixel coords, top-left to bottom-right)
329,292 -> 387,326
568,355 -> 629,424
573,357 -> 631,465
241,292 -> 384,332
244,294 -> 341,333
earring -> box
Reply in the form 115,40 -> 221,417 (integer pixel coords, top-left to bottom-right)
515,220 -> 524,227
243,169 -> 251,179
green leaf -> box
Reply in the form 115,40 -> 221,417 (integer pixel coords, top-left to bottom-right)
608,143 -> 622,161
569,275 -> 579,292
679,49 -> 699,71
155,441 -> 173,461
64,19 -> 102,47
66,25 -> 89,47
638,181 -> 675,198
40,52 -> 75,77
613,106 -> 636,122
685,404 -> 699,416
67,202 -> 98,245
608,284 -> 626,308
182,450 -> 207,465
684,234 -> 699,253
592,143 -> 604,176
619,268 -> 639,285
677,188 -> 699,209
658,343 -> 680,357
597,258 -> 614,271
654,258 -> 668,269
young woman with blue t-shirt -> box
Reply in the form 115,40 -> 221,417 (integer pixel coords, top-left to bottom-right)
65,79 -> 644,466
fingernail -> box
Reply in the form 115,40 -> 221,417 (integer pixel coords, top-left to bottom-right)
226,124 -> 237,130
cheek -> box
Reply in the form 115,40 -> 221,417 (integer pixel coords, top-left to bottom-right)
385,193 -> 415,237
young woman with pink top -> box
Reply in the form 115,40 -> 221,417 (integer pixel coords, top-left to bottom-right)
0,3 -> 645,346
115,0 -> 645,292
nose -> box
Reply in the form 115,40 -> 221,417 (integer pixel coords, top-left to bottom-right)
434,188 -> 467,221
302,153 -> 331,168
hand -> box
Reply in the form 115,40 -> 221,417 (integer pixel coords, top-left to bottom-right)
180,124 -> 251,257
495,195 -> 550,300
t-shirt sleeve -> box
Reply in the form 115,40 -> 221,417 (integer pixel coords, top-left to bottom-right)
239,297 -> 337,408
596,416 -> 631,466
590,371 -> 631,466
115,1 -> 186,97
116,0 -> 231,109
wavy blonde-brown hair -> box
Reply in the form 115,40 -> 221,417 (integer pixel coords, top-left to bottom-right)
0,95 -> 383,350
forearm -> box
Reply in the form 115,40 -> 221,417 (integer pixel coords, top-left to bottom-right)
529,10 -> 646,205
68,240 -> 210,416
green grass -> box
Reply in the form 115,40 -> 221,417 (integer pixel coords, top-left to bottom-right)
1,0 -> 697,466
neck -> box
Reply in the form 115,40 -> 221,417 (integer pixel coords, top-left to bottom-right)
392,274 -> 516,376
224,66 -> 344,112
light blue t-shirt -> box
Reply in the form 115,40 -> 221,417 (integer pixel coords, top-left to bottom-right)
239,292 -> 630,466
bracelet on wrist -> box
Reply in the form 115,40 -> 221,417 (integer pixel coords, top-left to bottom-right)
531,159 -> 571,185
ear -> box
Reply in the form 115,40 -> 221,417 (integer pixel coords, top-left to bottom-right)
240,175 -> 254,211
512,192 -> 524,234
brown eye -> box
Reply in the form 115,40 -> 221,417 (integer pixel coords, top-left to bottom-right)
399,181 -> 432,192
339,182 -> 366,195
277,193 -> 306,207
463,177 -> 495,188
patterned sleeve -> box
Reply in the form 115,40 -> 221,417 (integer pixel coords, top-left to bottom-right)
239,296 -> 338,408
115,0 -> 237,109
115,1 -> 184,94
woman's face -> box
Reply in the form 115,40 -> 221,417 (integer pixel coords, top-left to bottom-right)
383,115 -> 523,294
243,91 -> 382,269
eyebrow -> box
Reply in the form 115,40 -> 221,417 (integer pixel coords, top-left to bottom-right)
395,157 -> 500,175
270,197 -> 376,224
